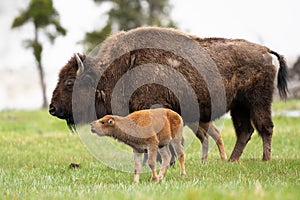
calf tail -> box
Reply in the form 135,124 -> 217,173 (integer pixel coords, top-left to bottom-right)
270,50 -> 288,99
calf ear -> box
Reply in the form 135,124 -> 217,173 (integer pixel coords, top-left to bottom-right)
75,53 -> 85,76
108,118 -> 114,126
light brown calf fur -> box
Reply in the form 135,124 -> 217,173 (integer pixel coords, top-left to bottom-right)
90,108 -> 186,183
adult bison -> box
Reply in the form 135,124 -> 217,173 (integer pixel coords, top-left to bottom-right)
49,27 -> 288,162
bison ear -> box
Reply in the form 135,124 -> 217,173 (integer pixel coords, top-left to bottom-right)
75,53 -> 85,76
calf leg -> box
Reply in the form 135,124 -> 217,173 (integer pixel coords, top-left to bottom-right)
143,145 -> 176,167
171,135 -> 186,177
142,153 -> 148,166
148,145 -> 159,182
229,105 -> 254,162
168,145 -> 177,166
133,151 -> 143,183
158,146 -> 171,180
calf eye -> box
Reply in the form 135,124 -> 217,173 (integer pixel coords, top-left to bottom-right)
101,121 -> 105,124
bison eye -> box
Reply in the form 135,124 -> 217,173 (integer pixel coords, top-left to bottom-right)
65,79 -> 74,90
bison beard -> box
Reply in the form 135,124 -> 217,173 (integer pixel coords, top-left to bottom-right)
49,27 -> 288,163
66,117 -> 76,133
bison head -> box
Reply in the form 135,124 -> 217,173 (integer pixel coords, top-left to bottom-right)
49,53 -> 106,131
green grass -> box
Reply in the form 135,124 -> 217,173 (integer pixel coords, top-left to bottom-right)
0,100 -> 300,199
272,99 -> 300,111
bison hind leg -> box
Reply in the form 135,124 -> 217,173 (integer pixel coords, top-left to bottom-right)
207,123 -> 227,160
229,104 -> 254,162
250,107 -> 274,161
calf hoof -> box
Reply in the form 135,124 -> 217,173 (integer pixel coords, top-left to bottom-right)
158,175 -> 164,180
134,178 -> 139,184
221,155 -> 228,161
181,172 -> 187,177
152,176 -> 159,183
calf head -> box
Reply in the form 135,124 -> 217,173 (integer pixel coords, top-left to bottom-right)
90,115 -> 115,136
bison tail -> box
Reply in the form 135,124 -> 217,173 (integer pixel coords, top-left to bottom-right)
270,50 -> 288,99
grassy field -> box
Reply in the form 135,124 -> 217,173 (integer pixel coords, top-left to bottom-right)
0,100 -> 299,199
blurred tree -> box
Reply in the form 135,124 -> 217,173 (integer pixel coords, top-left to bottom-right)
83,0 -> 176,52
11,0 -> 66,108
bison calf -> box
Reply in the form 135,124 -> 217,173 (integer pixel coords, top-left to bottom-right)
90,108 -> 186,183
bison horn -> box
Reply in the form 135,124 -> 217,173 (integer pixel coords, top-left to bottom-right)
101,90 -> 105,101
75,53 -> 84,76
96,90 -> 106,102
100,90 -> 106,102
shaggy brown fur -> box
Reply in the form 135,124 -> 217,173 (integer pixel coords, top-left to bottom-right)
50,26 -> 288,162
90,108 -> 186,183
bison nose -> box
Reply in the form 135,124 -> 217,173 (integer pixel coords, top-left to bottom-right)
49,104 -> 56,116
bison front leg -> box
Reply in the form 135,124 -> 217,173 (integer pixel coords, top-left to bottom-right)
205,122 -> 227,160
188,122 -> 226,162
198,122 -> 227,162
133,151 -> 143,183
